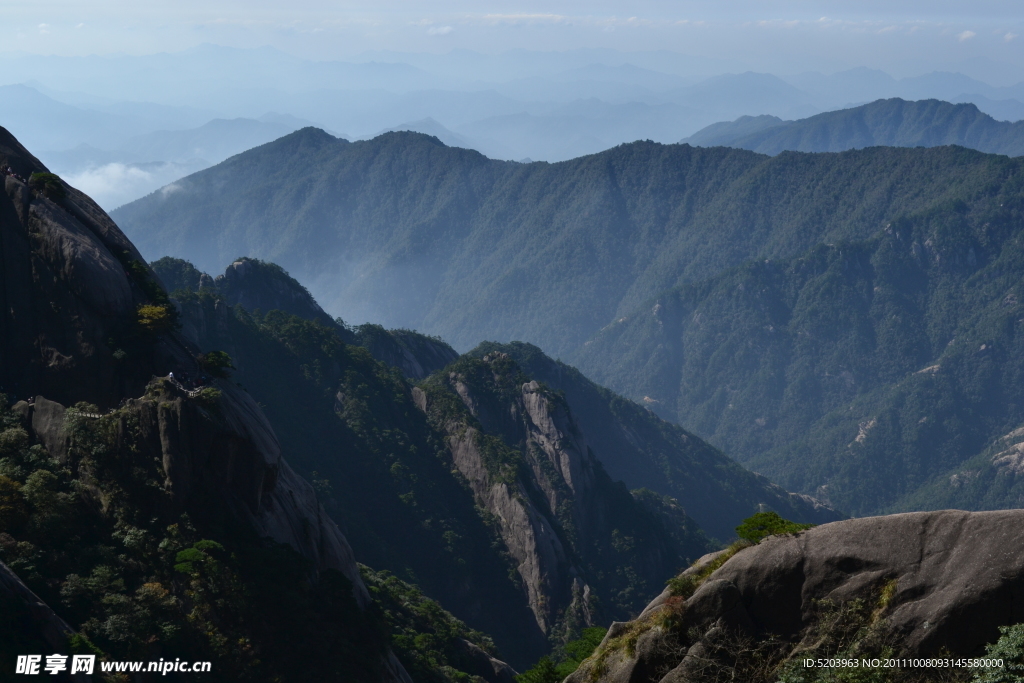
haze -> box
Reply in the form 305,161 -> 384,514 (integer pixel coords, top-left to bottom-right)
1,0 -> 1022,208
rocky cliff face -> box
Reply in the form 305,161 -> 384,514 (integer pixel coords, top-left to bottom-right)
471,342 -> 839,541
416,352 -> 710,642
32,386 -> 371,597
0,127 -> 163,408
570,510 -> 1024,683
0,558 -> 86,681
0,126 -> 409,682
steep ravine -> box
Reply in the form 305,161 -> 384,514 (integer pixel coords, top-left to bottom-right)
416,352 -> 710,641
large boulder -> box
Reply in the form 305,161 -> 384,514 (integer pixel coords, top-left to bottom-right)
572,510 -> 1024,683
715,509 -> 1024,656
0,126 -> 161,407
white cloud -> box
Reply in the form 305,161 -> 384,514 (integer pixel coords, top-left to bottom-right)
65,163 -> 153,204
38,23 -> 50,35
957,30 -> 976,41
427,25 -> 453,35
1006,32 -> 1018,42
160,182 -> 184,197
64,162 -> 199,211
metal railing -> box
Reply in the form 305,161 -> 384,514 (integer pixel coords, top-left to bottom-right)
71,376 -> 206,419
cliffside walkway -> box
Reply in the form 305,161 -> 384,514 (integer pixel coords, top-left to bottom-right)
168,378 -> 205,398
75,376 -> 205,419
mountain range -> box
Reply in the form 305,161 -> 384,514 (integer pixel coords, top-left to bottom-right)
110,127 -> 1024,523
150,255 -> 837,666
8,45 -> 1024,181
8,73 -> 1024,676
0,83 -> 325,210
683,98 -> 1024,156
0,120 -> 844,681
574,210 -> 1024,516
113,128 -> 1023,361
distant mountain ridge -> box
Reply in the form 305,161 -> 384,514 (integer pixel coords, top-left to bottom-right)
683,98 -> 1024,156
115,129 -> 1024,361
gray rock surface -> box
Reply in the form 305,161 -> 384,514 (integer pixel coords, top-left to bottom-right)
452,638 -> 519,683
0,126 -> 157,407
419,353 -> 692,641
485,342 -> 840,541
715,510 -> 1024,656
572,510 -> 1024,683
447,424 -> 578,633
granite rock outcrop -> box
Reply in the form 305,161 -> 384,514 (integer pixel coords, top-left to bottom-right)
570,510 -> 1024,683
416,352 -> 709,642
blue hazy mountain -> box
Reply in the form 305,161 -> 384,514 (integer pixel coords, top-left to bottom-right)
683,98 -> 1024,156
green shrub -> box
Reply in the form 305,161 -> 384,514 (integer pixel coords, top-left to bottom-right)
518,656 -> 560,683
973,624 -> 1024,682
195,387 -> 222,413
197,351 -> 235,378
517,626 -> 608,683
735,511 -> 815,544
0,474 -> 27,532
137,304 -> 175,334
28,172 -> 65,201
667,539 -> 753,598
174,540 -> 224,574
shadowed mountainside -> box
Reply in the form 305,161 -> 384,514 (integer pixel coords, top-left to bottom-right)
155,253 -> 836,667
0,125 -> 412,681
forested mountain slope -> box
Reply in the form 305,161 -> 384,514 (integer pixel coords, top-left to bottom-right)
151,256 -> 460,380
683,98 -> 1024,156
575,193 -> 1024,516
172,288 -> 711,667
0,125 -> 411,682
113,129 -> 1024,357
164,254 -> 836,666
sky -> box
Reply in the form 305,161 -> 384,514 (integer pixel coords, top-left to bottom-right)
2,1 -> 1022,81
